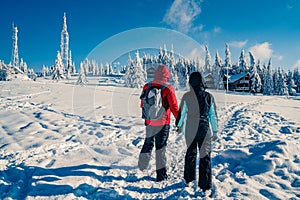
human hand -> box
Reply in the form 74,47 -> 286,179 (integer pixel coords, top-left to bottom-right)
176,126 -> 183,134
212,131 -> 218,141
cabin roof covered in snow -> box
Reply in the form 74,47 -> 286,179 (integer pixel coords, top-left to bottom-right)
226,72 -> 248,83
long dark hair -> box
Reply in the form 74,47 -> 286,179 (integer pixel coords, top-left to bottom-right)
188,72 -> 207,90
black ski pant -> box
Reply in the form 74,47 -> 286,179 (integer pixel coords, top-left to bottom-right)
138,124 -> 170,182
184,129 -> 212,191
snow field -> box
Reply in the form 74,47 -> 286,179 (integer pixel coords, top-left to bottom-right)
0,77 -> 299,199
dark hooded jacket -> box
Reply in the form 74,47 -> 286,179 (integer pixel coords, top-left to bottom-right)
140,65 -> 179,126
176,72 -> 218,137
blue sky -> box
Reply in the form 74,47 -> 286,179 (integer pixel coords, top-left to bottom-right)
1,0 -> 300,71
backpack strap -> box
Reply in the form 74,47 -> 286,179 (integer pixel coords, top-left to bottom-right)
140,82 -> 154,100
159,83 -> 169,109
160,83 -> 167,90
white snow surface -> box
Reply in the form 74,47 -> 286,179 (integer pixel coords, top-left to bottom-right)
0,77 -> 300,199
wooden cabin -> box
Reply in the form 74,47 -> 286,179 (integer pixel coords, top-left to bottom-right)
204,73 -> 215,89
223,72 -> 250,92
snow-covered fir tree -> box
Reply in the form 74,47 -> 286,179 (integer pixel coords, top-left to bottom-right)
66,66 -> 71,79
212,50 -> 224,89
124,51 -> 146,88
0,60 -> 4,70
41,65 -> 47,77
158,45 -> 172,65
170,44 -> 176,68
172,70 -> 180,90
77,62 -> 88,85
195,57 -> 203,72
60,13 -> 70,72
11,24 -> 19,69
250,61 -> 262,93
68,51 -> 76,74
256,59 -> 264,85
204,45 -> 212,74
91,59 -> 99,75
19,58 -> 28,74
176,57 -> 188,89
238,49 -> 248,73
273,68 -> 279,95
82,58 -> 90,75
263,58 -> 273,95
109,63 -> 114,75
0,62 -> 6,81
249,52 -> 255,73
185,59 -> 192,76
52,51 -> 65,81
278,68 -> 288,95
169,57 -> 180,90
293,68 -> 300,92
224,43 -> 232,72
3,63 -> 14,81
99,63 -> 104,76
287,70 -> 295,95
105,62 -> 110,75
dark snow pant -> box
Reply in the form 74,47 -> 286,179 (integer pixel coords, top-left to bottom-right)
184,124 -> 212,191
138,125 -> 170,182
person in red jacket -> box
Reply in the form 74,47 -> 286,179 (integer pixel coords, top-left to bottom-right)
138,64 -> 179,182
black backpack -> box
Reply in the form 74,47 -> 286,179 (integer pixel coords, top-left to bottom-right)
140,82 -> 167,120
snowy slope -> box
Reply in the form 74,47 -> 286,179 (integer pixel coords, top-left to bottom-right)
0,77 -> 299,199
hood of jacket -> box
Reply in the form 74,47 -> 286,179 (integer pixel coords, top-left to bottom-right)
189,72 -> 207,91
153,65 -> 171,84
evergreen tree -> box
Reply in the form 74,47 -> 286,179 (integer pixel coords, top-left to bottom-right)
66,66 -> 71,79
176,57 -> 187,89
52,51 -> 65,81
273,68 -> 279,95
99,63 -> 104,76
124,51 -> 146,88
263,58 -> 273,95
185,59 -> 192,76
297,69 -> 300,93
250,62 -> 262,93
105,62 -> 110,75
238,49 -> 248,73
0,60 -> 5,70
293,68 -> 300,92
77,62 -> 88,85
172,70 -> 180,90
68,51 -> 76,74
2,63 -> 14,81
212,50 -> 224,89
287,70 -> 295,95
41,65 -> 47,77
0,61 -> 6,81
19,58 -> 26,74
278,68 -> 288,95
224,43 -> 232,73
91,59 -> 99,75
256,59 -> 264,85
109,63 -> 114,75
204,45 -> 212,74
249,51 -> 255,73
83,58 -> 90,75
196,57 -> 203,72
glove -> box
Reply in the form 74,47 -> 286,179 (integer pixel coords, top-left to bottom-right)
212,131 -> 218,141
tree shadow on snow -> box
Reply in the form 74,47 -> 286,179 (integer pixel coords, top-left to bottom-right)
0,163 -> 160,199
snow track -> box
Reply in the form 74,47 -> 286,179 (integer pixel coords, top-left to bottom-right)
0,79 -> 300,199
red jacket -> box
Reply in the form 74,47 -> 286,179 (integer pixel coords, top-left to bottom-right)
140,65 -> 179,126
